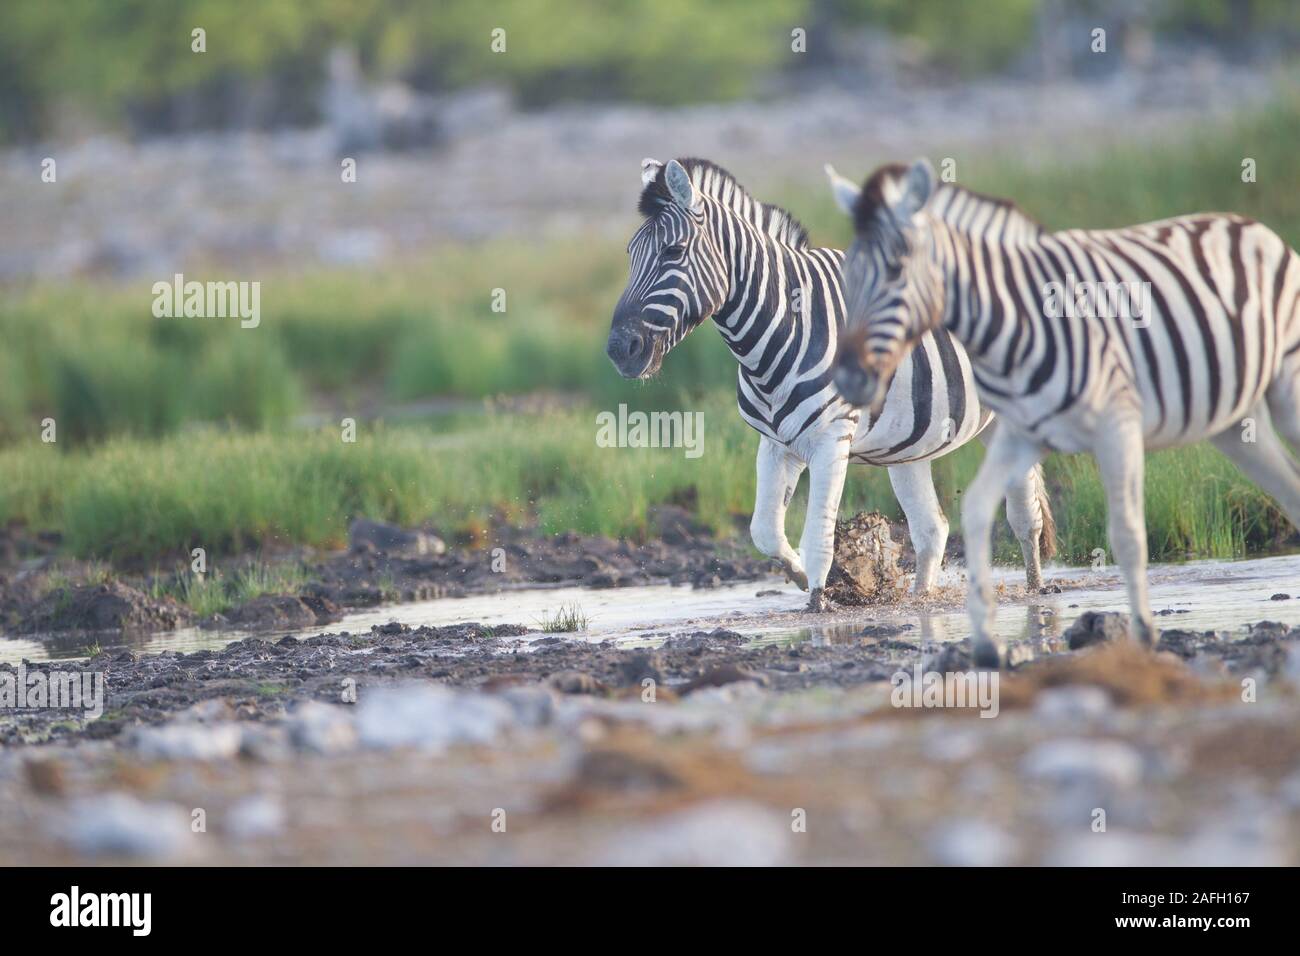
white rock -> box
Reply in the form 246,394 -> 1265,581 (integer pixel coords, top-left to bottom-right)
496,685 -> 557,728
131,722 -> 243,761
225,795 -> 285,840
1278,768 -> 1300,808
592,800 -> 790,866
286,701 -> 358,755
1022,738 -> 1143,789
1034,686 -> 1112,721
355,684 -> 513,752
1048,828 -> 1285,867
63,793 -> 195,860
930,818 -> 1017,866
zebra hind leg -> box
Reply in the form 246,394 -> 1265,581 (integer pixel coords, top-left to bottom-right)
1211,402 -> 1300,534
887,459 -> 949,594
1003,463 -> 1055,593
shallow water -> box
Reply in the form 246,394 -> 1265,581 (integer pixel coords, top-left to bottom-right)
5,554 -> 1299,664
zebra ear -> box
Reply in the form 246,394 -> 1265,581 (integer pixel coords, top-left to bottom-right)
891,158 -> 936,223
641,158 -> 663,187
665,160 -> 703,214
824,164 -> 860,215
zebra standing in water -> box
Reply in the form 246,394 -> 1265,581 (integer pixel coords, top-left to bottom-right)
606,157 -> 1054,608
827,159 -> 1300,663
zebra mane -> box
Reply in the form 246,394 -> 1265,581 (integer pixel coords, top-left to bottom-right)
639,158 -> 811,249
852,163 -> 1043,242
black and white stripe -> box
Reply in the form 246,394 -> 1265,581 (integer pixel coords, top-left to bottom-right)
616,158 -> 984,461
833,159 -> 1300,662
609,158 -> 1053,606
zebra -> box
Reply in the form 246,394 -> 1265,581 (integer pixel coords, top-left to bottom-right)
826,158 -> 1300,664
605,157 -> 1055,609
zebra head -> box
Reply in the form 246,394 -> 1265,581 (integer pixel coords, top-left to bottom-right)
607,158 -> 728,379
826,159 -> 944,411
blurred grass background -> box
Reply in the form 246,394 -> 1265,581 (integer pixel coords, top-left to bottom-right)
5,0 -> 1300,141
4,96 -> 1299,566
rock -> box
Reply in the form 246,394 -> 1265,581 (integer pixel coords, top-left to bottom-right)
224,595 -> 319,631
348,518 -> 446,556
26,581 -> 191,633
571,749 -> 684,794
1021,738 -> 1143,789
24,758 -> 67,796
923,643 -> 973,674
680,664 -> 769,694
225,795 -> 285,840
1269,593 -> 1291,601
648,504 -> 710,546
1048,826 -> 1285,867
617,650 -> 664,687
355,684 -> 513,752
1033,686 -> 1112,721
548,671 -> 605,695
298,593 -> 343,624
824,512 -> 906,605
286,701 -> 358,755
495,686 -> 557,728
591,800 -> 790,866
929,819 -> 1017,866
1064,611 -> 1131,650
63,793 -> 194,860
131,722 -> 243,761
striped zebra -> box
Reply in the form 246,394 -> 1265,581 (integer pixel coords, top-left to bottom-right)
827,159 -> 1300,664
606,157 -> 1055,609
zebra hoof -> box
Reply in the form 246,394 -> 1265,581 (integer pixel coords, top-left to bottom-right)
807,589 -> 835,613
782,561 -> 809,591
971,638 -> 1002,670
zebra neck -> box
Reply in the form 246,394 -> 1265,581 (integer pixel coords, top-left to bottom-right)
709,213 -> 817,375
934,223 -> 1034,386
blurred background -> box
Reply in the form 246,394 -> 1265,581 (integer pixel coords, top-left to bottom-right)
3,0 -> 1300,574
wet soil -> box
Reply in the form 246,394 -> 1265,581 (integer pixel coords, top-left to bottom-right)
6,519 -> 1300,865
0,509 -> 779,637
1,508 -> 944,640
2,613 -> 1298,866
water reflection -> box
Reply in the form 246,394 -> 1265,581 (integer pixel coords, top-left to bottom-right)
8,552 -> 1300,665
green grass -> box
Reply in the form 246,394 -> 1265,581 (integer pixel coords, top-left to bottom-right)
8,95 -> 1300,447
0,398 -> 1289,569
5,97 -> 1300,568
158,562 -> 311,616
538,602 -> 590,633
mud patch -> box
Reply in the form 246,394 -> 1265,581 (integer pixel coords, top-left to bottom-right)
824,512 -> 906,606
24,582 -> 192,635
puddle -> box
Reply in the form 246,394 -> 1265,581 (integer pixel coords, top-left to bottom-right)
5,554 -> 1300,664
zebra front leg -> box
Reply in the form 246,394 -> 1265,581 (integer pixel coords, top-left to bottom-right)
887,459 -> 949,593
799,437 -> 851,611
1093,416 -> 1154,646
750,436 -> 809,590
962,425 -> 1042,667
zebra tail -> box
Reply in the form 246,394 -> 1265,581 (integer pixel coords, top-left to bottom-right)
1034,462 -> 1058,561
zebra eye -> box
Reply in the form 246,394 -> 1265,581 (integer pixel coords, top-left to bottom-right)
661,244 -> 686,262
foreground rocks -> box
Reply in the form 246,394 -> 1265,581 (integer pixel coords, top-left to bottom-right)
2,628 -> 1298,865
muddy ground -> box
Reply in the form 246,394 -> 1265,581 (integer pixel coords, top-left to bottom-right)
3,518 -> 1300,866
1,508 -> 952,639
2,594 -> 1300,865
0,509 -> 783,637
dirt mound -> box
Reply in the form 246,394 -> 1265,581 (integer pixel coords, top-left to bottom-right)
824,512 -> 906,606
25,582 -> 192,634
1004,641 -> 1241,709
